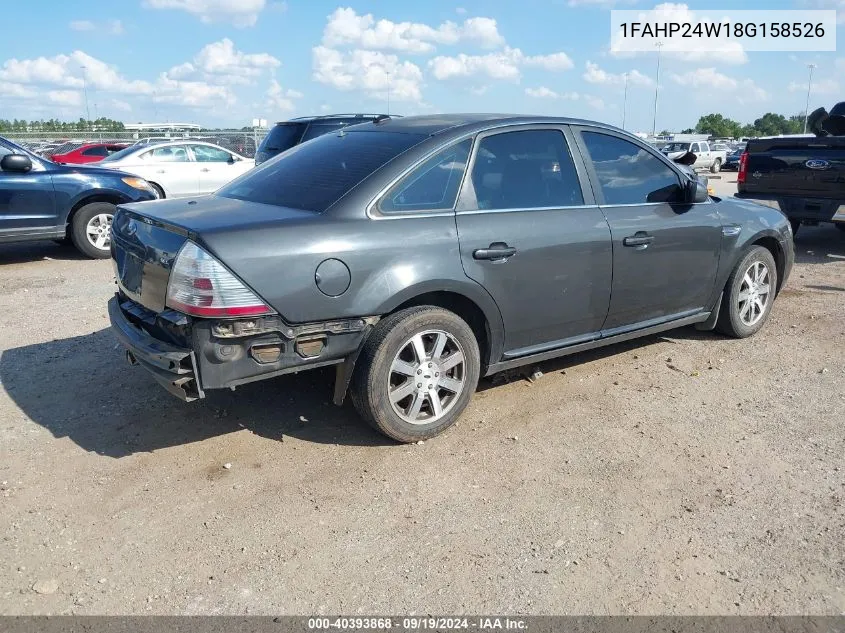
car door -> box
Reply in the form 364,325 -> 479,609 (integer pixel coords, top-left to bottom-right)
136,145 -> 199,198
573,127 -> 723,333
0,146 -> 57,240
697,141 -> 712,168
189,144 -> 249,194
454,126 -> 612,356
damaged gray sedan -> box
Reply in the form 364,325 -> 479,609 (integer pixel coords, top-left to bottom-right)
110,114 -> 793,442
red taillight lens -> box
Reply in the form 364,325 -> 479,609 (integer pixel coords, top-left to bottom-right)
166,241 -> 273,318
737,151 -> 749,184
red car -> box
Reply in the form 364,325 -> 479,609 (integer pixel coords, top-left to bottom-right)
51,142 -> 128,165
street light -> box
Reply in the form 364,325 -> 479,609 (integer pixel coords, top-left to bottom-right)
622,72 -> 629,130
80,65 -> 91,129
803,63 -> 816,134
651,41 -> 663,138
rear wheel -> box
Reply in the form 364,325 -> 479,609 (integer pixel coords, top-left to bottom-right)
710,158 -> 722,173
70,202 -> 115,259
351,306 -> 480,443
716,246 -> 778,338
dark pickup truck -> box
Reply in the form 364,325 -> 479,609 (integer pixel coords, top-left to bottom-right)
737,122 -> 845,235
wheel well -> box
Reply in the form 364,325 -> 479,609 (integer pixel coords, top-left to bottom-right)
752,236 -> 785,292
148,181 -> 165,198
65,195 -> 121,236
394,291 -> 491,365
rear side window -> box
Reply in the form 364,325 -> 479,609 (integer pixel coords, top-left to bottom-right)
259,123 -> 305,152
218,131 -> 425,212
581,131 -> 682,205
469,129 -> 584,210
379,139 -> 472,214
82,146 -> 108,157
142,145 -> 190,162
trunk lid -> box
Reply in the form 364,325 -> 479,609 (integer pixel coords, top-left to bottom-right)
742,136 -> 845,198
111,196 -> 317,313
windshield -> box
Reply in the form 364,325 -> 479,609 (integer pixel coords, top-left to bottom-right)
663,143 -> 690,152
258,123 -> 305,152
101,146 -> 140,162
219,130 -> 426,212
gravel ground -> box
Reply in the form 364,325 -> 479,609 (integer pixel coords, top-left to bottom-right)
1,183 -> 843,615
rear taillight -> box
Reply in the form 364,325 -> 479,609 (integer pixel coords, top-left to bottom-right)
166,241 -> 273,318
737,151 -> 749,184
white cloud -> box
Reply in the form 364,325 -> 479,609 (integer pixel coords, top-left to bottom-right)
265,78 -> 301,112
47,90 -> 82,107
167,38 -> 280,85
154,74 -> 235,107
312,46 -> 424,102
585,95 -> 606,110
2,82 -> 38,99
321,7 -> 505,53
142,0 -> 267,27
69,20 -> 95,31
525,86 -> 580,100
788,77 -> 840,95
429,47 -> 572,81
110,99 -> 132,112
583,61 -> 653,86
671,68 -> 768,102
456,7 -> 467,14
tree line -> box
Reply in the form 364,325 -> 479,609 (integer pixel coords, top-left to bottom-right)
682,112 -> 807,138
0,118 -> 126,132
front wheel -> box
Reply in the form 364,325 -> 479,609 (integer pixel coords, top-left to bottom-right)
710,158 -> 722,173
70,201 -> 115,259
351,306 -> 481,443
716,246 -> 778,338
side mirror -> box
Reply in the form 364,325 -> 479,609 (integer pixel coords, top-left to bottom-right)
228,155 -> 237,164
674,151 -> 697,166
1,154 -> 33,173
686,178 -> 709,203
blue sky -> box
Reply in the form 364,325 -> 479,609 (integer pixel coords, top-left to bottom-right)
0,0 -> 842,133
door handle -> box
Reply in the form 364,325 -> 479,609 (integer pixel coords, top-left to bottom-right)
473,243 -> 517,261
156,169 -> 166,174
200,168 -> 211,173
623,234 -> 655,248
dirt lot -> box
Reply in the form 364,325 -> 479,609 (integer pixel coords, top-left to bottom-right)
1,181 -> 844,615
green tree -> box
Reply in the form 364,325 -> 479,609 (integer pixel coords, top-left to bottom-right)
695,113 -> 742,138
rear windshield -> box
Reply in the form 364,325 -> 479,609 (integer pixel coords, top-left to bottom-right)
219,130 -> 426,212
258,123 -> 305,153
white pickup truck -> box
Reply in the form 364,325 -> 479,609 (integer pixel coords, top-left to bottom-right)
661,141 -> 727,173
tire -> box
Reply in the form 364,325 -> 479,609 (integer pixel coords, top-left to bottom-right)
70,201 -> 116,259
350,306 -> 481,443
150,182 -> 165,199
715,246 -> 778,339
710,158 -> 722,173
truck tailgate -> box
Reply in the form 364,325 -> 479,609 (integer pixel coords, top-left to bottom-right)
741,137 -> 845,198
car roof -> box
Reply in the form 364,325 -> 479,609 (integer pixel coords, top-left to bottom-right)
340,113 -> 625,137
282,113 -> 391,124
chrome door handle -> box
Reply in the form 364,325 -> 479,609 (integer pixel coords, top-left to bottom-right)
200,168 -> 211,172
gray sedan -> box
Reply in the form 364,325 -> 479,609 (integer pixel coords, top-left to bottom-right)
108,114 -> 794,442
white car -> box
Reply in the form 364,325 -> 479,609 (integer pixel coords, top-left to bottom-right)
661,141 -> 727,173
98,141 -> 255,198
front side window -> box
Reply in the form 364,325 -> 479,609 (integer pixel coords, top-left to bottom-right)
378,139 -> 471,213
142,145 -> 190,162
191,145 -> 232,162
581,131 -> 682,205
468,129 -> 584,210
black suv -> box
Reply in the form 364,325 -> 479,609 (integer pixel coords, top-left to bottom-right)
254,113 -> 394,164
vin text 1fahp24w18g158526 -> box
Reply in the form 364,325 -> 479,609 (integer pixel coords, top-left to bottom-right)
108,114 -> 794,442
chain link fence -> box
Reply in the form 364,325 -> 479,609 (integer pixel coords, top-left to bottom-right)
3,130 -> 270,159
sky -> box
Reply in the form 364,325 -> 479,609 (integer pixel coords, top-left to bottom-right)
0,0 -> 843,134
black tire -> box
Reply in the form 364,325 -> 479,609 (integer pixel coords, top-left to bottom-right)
149,182 -> 165,199
350,306 -> 481,443
790,220 -> 801,237
715,246 -> 778,339
70,201 -> 115,259
710,158 -> 722,173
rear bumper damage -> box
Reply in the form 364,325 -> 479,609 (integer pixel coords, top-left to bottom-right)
109,295 -> 375,402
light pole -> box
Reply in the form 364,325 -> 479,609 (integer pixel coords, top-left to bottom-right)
803,63 -> 816,134
622,72 -> 629,130
80,65 -> 91,130
651,41 -> 663,138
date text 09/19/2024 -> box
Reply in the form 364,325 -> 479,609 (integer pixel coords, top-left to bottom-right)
307,617 -> 528,630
